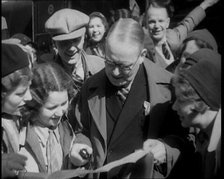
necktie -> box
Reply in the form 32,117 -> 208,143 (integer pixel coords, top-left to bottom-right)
46,130 -> 62,173
117,88 -> 129,104
162,43 -> 171,60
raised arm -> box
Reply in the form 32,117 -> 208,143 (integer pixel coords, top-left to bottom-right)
200,0 -> 219,10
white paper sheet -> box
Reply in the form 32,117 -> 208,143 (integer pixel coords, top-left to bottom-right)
19,149 -> 151,179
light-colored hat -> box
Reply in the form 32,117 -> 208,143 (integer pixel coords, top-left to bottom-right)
2,16 -> 8,30
45,8 -> 89,41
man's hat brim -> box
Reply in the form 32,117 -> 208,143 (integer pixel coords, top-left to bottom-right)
52,27 -> 86,41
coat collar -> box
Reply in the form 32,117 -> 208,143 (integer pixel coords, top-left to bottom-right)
108,65 -> 147,145
143,59 -> 172,106
208,109 -> 221,152
25,119 -> 74,173
26,124 -> 47,172
87,70 -> 107,143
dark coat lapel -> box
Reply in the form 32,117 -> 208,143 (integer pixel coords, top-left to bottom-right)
88,71 -> 107,143
109,65 -> 147,146
145,60 -> 171,105
144,60 -> 172,137
58,119 -> 74,157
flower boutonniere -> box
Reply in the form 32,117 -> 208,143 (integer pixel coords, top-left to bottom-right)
143,101 -> 151,116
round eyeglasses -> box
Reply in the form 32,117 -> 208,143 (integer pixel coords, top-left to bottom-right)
104,54 -> 141,74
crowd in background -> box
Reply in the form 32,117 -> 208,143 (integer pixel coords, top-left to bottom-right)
1,0 -> 222,179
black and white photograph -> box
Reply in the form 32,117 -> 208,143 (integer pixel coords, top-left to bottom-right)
1,0 -> 222,178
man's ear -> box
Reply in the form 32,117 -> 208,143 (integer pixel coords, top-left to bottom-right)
78,35 -> 85,49
139,48 -> 147,63
166,17 -> 170,28
141,48 -> 147,57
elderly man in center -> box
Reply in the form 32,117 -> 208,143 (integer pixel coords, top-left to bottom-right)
70,18 -> 192,179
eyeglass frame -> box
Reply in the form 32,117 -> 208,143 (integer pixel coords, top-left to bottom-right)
104,52 -> 142,74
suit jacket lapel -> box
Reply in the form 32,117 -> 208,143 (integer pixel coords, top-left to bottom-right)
144,60 -> 172,137
88,75 -> 107,144
26,125 -> 47,173
58,120 -> 74,157
144,60 -> 171,106
155,50 -> 168,68
208,109 -> 221,152
109,65 -> 147,146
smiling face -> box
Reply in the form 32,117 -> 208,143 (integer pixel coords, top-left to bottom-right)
36,91 -> 69,130
88,17 -> 106,43
55,36 -> 84,65
2,83 -> 32,115
147,5 -> 170,43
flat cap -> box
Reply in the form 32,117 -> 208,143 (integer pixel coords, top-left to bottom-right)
45,8 -> 89,41
2,43 -> 30,77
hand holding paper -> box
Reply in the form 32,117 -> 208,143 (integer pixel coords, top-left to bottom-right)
143,139 -> 166,165
18,149 -> 152,179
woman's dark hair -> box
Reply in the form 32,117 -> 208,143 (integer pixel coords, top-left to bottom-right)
2,66 -> 32,100
172,74 -> 209,113
86,11 -> 109,43
176,37 -> 216,72
89,12 -> 109,33
22,62 -> 74,125
181,37 -> 215,56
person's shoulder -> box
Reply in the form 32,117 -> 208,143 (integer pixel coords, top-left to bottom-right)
86,54 -> 105,63
86,54 -> 105,73
143,59 -> 172,82
81,67 -> 106,96
38,52 -> 56,63
86,67 -> 105,85
166,28 -> 182,50
58,117 -> 75,137
144,58 -> 170,72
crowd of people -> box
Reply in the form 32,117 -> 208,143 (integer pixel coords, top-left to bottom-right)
1,0 -> 221,179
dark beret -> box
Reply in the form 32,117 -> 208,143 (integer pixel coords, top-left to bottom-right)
180,49 -> 221,110
2,43 -> 30,77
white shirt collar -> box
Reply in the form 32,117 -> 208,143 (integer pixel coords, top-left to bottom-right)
34,126 -> 60,147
